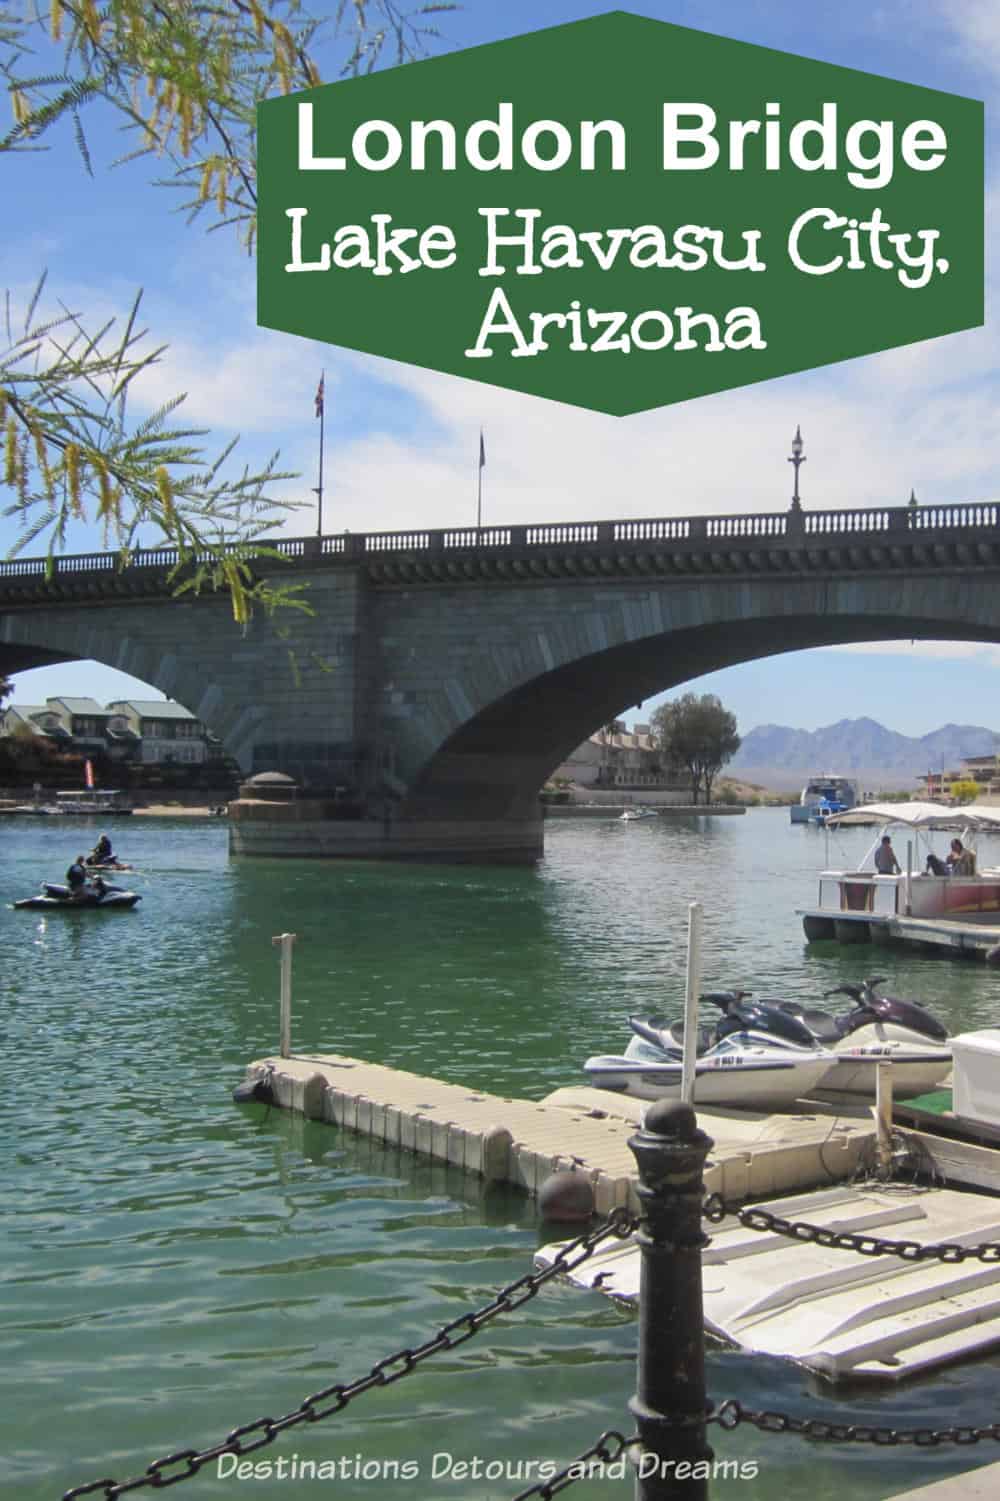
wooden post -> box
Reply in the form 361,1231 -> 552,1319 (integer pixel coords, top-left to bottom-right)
272,932 -> 297,1058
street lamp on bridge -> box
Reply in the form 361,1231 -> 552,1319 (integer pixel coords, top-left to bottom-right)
788,425 -> 806,512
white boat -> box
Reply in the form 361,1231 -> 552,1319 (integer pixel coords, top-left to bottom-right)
619,806 -> 659,822
799,800 -> 1000,943
790,774 -> 859,825
584,1041 -> 834,1109
893,1029 -> 1000,1193
583,1001 -> 834,1111
49,789 -> 133,815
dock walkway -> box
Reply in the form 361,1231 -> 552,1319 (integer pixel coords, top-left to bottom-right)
801,908 -> 1000,958
890,1462 -> 1000,1500
886,914 -> 1000,957
243,1054 -> 875,1214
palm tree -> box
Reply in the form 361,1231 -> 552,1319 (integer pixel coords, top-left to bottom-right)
601,719 -> 624,786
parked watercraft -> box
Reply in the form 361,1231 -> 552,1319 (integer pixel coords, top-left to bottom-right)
50,789 -> 133,815
583,993 -> 834,1109
809,797 -> 847,826
773,976 -> 952,1101
619,806 -> 659,822
790,774 -> 859,826
13,881 -> 141,911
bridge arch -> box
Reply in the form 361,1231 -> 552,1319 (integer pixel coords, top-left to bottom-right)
389,572 -> 1000,823
0,603 -> 266,764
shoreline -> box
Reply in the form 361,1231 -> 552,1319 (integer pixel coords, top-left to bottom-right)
544,802 -> 747,817
132,803 -> 226,817
0,799 -> 227,818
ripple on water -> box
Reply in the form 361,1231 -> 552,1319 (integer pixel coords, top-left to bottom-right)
5,812 -> 1000,1498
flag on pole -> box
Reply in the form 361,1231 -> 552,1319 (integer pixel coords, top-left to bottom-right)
479,430 -> 486,469
315,375 -> 325,419
84,759 -> 95,790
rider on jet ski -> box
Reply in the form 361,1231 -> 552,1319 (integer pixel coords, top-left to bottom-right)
66,854 -> 89,900
88,833 -> 114,866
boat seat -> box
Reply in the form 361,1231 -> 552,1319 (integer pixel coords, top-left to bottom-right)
779,1001 -> 842,1044
667,1020 -> 715,1055
799,1009 -> 843,1044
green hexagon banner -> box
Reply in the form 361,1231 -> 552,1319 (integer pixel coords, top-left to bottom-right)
257,12 -> 983,416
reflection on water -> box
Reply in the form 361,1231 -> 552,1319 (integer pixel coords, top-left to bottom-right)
4,811 -> 1000,1498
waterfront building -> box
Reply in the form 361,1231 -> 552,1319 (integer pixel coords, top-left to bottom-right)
554,723 -> 691,795
920,752 -> 1000,801
105,699 -> 210,767
0,695 -> 234,784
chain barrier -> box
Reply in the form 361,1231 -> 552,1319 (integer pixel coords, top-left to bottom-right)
702,1192 -> 1000,1265
510,1431 -> 637,1500
708,1399 -> 1000,1448
505,1394 -> 1000,1499
62,1209 -> 637,1500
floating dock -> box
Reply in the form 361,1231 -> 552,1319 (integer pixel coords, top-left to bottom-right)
890,1463 -> 1000,1501
537,1182 -> 1000,1384
240,1054 -> 875,1215
887,914 -> 1000,957
804,908 -> 1000,958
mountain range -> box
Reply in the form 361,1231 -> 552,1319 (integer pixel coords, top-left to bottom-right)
729,718 -> 999,792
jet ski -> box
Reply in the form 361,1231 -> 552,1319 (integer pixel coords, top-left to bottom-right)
770,976 -> 952,1101
83,857 -> 135,873
583,991 -> 834,1109
13,880 -> 142,911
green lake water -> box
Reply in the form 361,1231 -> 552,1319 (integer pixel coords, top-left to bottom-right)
5,808 -> 1000,1499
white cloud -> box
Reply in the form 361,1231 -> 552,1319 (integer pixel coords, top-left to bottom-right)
825,639 -> 1000,665
931,0 -> 1000,79
295,332 -> 1000,537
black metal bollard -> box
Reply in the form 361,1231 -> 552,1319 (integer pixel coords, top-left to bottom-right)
628,1100 -> 715,1501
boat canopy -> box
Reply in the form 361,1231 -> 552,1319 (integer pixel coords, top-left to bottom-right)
827,800 -> 1000,832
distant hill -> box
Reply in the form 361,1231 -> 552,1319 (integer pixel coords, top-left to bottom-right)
730,717 -> 999,793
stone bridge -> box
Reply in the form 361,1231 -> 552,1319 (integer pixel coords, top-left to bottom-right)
3,499 -> 1000,861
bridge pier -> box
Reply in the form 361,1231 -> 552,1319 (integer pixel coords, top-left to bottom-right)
227,795 -> 544,865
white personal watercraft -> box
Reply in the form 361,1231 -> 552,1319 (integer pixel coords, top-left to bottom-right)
770,976 -> 952,1101
583,992 -> 835,1110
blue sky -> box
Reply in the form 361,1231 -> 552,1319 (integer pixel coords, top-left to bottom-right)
3,0 -> 999,738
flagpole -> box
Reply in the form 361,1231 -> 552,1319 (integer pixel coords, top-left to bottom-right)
476,429 -> 485,532
314,370 -> 325,539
